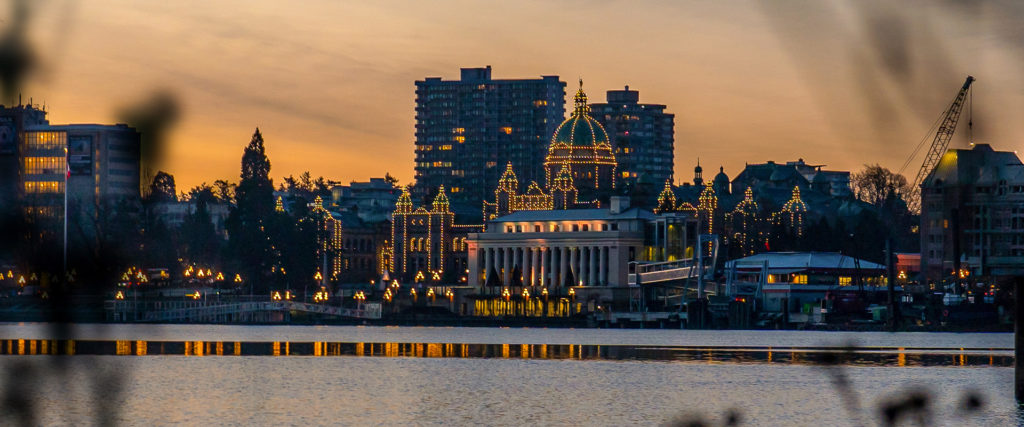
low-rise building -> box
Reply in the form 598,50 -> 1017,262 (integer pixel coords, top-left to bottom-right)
725,252 -> 886,315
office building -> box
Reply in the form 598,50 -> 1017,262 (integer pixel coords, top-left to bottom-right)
0,103 -> 141,236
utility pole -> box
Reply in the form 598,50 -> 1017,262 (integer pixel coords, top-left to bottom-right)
885,238 -> 899,331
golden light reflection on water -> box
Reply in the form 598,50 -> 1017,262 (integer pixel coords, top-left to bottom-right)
0,338 -> 1012,367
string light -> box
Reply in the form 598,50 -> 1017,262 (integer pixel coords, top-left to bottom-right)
776,186 -> 808,237
655,179 -> 676,213
543,80 -> 616,192
698,182 -> 718,232
726,187 -> 761,255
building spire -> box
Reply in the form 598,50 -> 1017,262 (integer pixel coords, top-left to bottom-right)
572,78 -> 590,116
432,185 -> 450,212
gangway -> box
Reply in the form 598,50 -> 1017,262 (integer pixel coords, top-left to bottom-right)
628,234 -> 719,286
625,234 -> 719,313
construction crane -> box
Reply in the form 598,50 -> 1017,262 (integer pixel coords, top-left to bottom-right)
906,76 -> 974,209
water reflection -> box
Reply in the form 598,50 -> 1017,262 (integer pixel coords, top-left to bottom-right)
0,338 -> 1011,367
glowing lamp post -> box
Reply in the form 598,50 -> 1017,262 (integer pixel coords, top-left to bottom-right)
354,291 -> 366,310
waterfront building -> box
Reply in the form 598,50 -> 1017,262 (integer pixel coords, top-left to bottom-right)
391,185 -> 480,282
467,196 -> 697,310
589,85 -> 674,201
920,144 -> 1024,282
725,252 -> 886,318
413,66 -> 565,211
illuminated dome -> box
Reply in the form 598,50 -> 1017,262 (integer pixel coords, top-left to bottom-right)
550,85 -> 609,147
544,79 -> 617,193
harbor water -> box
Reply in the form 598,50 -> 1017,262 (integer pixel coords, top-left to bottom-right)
0,324 -> 1016,426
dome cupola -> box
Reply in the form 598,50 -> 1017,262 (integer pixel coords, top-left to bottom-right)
544,79 -> 617,195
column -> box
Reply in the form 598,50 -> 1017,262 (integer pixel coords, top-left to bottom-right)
573,247 -> 582,287
548,247 -> 556,288
484,247 -> 493,283
541,247 -> 549,288
469,248 -> 481,287
589,246 -> 598,287
532,245 -> 540,286
559,247 -> 569,288
582,248 -> 590,286
599,246 -> 607,286
520,247 -> 528,286
503,247 -> 511,287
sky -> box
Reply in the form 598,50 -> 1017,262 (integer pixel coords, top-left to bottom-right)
10,0 -> 1024,191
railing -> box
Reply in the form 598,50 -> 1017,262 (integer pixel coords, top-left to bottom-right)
136,301 -> 381,322
627,258 -> 700,286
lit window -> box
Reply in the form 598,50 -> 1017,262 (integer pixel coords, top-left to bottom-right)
839,276 -> 852,286
501,127 -> 512,135
793,274 -> 808,284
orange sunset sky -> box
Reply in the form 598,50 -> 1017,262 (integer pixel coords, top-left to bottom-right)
10,0 -> 1024,191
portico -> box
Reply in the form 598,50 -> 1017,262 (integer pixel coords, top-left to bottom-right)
467,206 -> 652,290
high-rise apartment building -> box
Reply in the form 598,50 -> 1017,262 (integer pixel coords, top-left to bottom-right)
413,66 -> 565,212
589,86 -> 674,193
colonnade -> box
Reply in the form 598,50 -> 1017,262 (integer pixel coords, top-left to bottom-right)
477,245 -> 611,288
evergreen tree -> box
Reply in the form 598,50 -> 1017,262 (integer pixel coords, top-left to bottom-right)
182,185 -> 220,267
226,128 -> 276,295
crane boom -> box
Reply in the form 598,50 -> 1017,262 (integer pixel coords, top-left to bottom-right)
912,76 -> 974,191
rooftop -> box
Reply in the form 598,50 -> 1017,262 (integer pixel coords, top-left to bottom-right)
726,252 -> 885,271
490,207 -> 657,223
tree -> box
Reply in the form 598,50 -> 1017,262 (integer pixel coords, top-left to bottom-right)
851,165 -> 910,209
213,179 -> 236,204
147,171 -> 177,203
181,185 -> 221,267
384,173 -> 399,186
226,128 -> 276,295
850,164 -> 918,253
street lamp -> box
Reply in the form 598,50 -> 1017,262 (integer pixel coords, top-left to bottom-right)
354,290 -> 366,309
